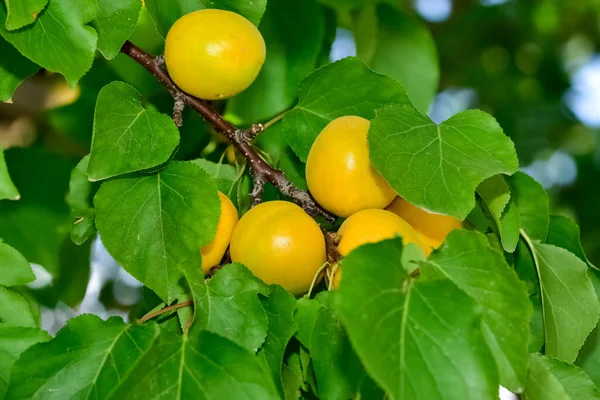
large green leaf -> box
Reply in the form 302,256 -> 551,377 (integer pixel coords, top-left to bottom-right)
576,269 -> 600,390
2,0 -> 47,30
282,57 -> 410,161
258,285 -> 297,398
145,0 -> 267,38
0,239 -> 34,287
0,326 -> 50,398
0,148 -> 72,275
108,328 -> 280,399
94,161 -> 220,303
0,0 -> 97,86
369,104 -> 519,219
547,215 -> 595,268
297,294 -> 383,400
88,82 -> 180,181
225,0 -> 325,123
427,230 -> 531,392
188,263 -> 270,351
0,287 -> 37,327
67,155 -> 98,245
354,3 -> 439,113
522,234 -> 600,363
477,175 -> 521,253
524,353 -> 600,400
0,147 -> 19,201
7,315 -> 159,399
336,238 -> 499,400
94,0 -> 141,59
0,36 -> 39,101
507,171 -> 550,242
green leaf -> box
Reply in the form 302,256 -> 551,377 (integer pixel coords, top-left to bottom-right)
67,155 -> 98,245
0,0 -> 97,86
0,239 -> 34,287
94,0 -> 141,59
547,215 -> 595,268
145,0 -> 267,38
94,161 -> 220,303
258,285 -> 297,398
427,230 -> 531,392
524,353 -> 600,400
297,293 -> 383,400
0,148 -> 72,275
282,353 -> 303,400
522,234 -> 600,363
0,36 -> 39,101
6,315 -> 159,399
109,328 -> 280,399
354,3 -> 439,113
577,269 -> 600,390
336,238 -> 499,400
507,171 -> 550,242
88,82 -> 180,181
0,287 -> 36,327
192,263 -> 269,351
2,0 -> 47,30
369,104 -> 519,220
514,239 -> 545,353
282,57 -> 410,161
477,175 -> 521,253
0,326 -> 50,398
225,0 -> 325,123
191,159 -> 241,200
0,147 -> 19,201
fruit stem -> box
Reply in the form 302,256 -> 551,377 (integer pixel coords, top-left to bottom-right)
136,300 -> 193,324
120,41 -> 335,222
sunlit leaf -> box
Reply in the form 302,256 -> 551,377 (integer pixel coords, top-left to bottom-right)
369,104 -> 519,219
94,0 -> 141,59
88,82 -> 180,181
0,0 -> 97,86
477,175 -> 520,252
336,238 -> 499,399
94,161 -> 220,303
2,0 -> 47,30
0,239 -> 34,287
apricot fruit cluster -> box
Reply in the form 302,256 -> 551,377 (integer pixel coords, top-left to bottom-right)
166,11 -> 461,295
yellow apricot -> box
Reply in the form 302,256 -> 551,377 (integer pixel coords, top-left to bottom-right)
200,192 -> 239,274
229,201 -> 326,295
164,10 -> 266,100
332,209 -> 425,288
306,116 -> 396,218
386,197 -> 462,256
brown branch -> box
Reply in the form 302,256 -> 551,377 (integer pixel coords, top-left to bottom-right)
136,300 -> 193,324
120,41 -> 334,222
323,229 -> 342,265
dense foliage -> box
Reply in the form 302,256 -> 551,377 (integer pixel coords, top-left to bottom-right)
1,0 -> 600,399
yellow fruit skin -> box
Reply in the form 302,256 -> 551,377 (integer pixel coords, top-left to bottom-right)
230,201 -> 326,295
386,197 -> 462,256
332,209 -> 425,289
200,192 -> 239,274
306,116 -> 396,218
164,10 -> 266,100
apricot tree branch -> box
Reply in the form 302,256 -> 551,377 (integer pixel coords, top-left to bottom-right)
120,41 -> 334,222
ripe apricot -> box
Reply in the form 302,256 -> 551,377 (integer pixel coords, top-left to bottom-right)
331,209 -> 425,288
306,116 -> 396,218
386,197 -> 462,256
229,201 -> 326,295
164,10 -> 266,100
200,191 -> 239,273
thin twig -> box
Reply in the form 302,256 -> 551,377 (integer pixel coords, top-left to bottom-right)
136,300 -> 193,324
120,41 -> 335,222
